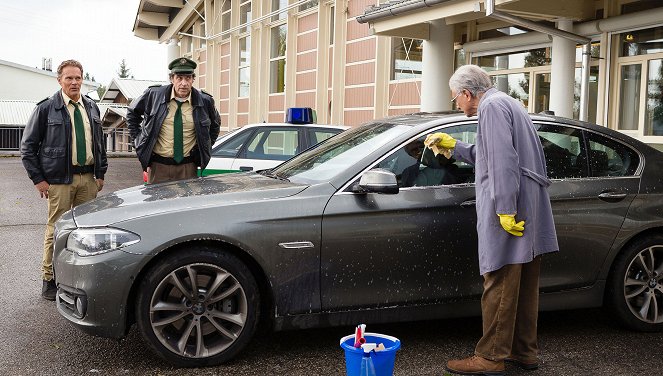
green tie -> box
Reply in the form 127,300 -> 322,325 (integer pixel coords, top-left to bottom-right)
173,101 -> 184,163
70,100 -> 86,166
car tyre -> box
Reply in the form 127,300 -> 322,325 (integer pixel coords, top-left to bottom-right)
136,246 -> 259,367
607,235 -> 663,332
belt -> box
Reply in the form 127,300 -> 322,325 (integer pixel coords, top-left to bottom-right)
150,154 -> 194,166
71,165 -> 94,174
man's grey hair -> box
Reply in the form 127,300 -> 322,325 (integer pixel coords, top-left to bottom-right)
448,64 -> 493,97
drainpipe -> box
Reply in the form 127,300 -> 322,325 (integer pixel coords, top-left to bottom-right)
356,0 -> 454,24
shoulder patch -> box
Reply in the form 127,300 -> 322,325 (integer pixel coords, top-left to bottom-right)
36,97 -> 49,105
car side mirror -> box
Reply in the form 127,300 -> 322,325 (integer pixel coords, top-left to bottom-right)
352,169 -> 399,194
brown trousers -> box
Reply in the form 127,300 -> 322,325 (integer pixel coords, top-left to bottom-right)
43,173 -> 99,281
148,162 -> 198,184
474,256 -> 542,363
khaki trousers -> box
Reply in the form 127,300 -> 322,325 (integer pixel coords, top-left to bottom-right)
43,173 -> 99,281
475,256 -> 542,363
148,162 -> 197,184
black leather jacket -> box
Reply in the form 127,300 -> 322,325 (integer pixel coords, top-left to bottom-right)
127,84 -> 221,171
20,91 -> 108,185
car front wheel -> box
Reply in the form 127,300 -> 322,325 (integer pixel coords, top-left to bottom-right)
136,246 -> 259,367
608,235 -> 663,332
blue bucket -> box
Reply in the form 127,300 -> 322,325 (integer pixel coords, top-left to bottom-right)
340,332 -> 401,376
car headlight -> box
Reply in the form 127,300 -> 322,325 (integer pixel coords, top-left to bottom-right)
67,228 -> 140,257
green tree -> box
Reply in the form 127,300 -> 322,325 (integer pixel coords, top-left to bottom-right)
117,59 -> 133,78
97,85 -> 107,100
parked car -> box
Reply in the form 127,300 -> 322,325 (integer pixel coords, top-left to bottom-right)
203,121 -> 348,176
53,112 -> 663,367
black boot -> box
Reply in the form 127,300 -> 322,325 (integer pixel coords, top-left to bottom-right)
42,279 -> 57,301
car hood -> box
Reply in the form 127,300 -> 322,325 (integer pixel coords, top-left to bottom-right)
72,173 -> 307,226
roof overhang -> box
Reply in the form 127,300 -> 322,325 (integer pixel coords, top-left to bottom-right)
133,0 -> 203,43
359,0 -> 595,39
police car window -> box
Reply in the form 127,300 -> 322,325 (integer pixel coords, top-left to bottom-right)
535,123 -> 586,179
212,129 -> 253,158
246,129 -> 299,161
585,132 -> 639,177
309,129 -> 341,144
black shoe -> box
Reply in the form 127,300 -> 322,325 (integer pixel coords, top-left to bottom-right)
42,279 -> 57,301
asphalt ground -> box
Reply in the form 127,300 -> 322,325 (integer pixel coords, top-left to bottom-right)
1,156 -> 662,375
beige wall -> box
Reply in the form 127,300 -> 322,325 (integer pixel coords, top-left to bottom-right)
0,62 -> 100,101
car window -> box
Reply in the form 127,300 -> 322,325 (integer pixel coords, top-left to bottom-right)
211,129 -> 253,158
308,129 -> 341,144
585,132 -> 639,177
375,124 -> 477,187
245,128 -> 299,161
535,123 -> 586,179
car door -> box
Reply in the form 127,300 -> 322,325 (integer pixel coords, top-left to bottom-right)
231,127 -> 302,172
535,122 -> 641,291
205,128 -> 254,175
320,123 -> 483,311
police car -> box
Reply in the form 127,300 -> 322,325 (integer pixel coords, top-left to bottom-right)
202,108 -> 348,176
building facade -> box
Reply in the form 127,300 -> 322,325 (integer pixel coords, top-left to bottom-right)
133,0 -> 663,147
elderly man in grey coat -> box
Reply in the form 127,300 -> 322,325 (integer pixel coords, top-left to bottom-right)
427,65 -> 558,376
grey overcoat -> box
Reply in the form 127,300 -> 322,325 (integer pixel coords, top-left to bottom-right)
453,88 -> 559,275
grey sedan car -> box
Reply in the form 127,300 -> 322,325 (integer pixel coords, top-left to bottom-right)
53,112 -> 663,367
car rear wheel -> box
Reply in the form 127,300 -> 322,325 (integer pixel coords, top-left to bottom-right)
136,246 -> 259,367
608,235 -> 663,332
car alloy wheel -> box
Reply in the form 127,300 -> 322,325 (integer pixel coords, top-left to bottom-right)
608,235 -> 663,332
136,247 -> 259,366
623,245 -> 663,324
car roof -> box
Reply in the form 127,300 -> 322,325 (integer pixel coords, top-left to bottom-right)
226,122 -> 349,130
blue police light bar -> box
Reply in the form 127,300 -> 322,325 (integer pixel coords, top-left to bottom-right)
286,107 -> 316,124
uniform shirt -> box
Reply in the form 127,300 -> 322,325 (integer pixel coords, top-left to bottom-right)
152,88 -> 196,159
62,91 -> 94,166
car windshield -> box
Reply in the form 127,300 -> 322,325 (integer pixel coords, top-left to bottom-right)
271,121 -> 410,184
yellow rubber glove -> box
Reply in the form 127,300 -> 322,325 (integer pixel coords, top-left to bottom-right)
424,133 -> 456,158
497,214 -> 525,237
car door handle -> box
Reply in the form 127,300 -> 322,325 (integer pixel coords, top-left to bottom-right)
598,192 -> 627,200
239,166 -> 253,171
460,199 -> 476,207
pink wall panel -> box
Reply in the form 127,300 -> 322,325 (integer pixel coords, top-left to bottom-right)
343,110 -> 374,126
219,70 -> 229,85
220,42 -> 230,55
238,98 -> 249,113
328,46 -> 333,86
347,0 -> 377,18
388,81 -> 422,106
346,20 -> 371,41
298,12 -> 318,33
199,50 -> 207,61
297,51 -> 317,71
220,55 -> 230,70
345,62 -> 375,86
346,39 -> 376,63
219,99 -> 229,113
344,86 -> 374,108
269,94 -> 285,112
198,61 -> 206,76
198,76 -> 206,89
220,85 -> 229,98
295,92 -> 316,108
296,71 -> 317,91
297,31 -> 318,53
237,114 -> 248,127
221,114 -> 229,127
268,113 -> 284,123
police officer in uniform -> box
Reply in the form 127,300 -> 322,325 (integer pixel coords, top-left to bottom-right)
21,59 -> 108,300
127,57 -> 221,184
